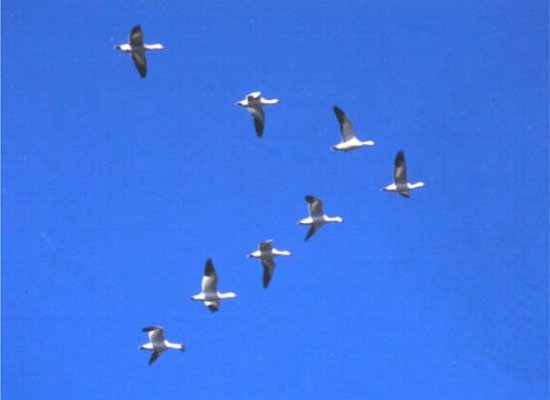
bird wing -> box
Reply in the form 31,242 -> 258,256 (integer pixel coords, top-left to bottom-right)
249,106 -> 265,137
259,240 -> 273,252
304,225 -> 320,241
247,91 -> 261,101
129,25 -> 144,47
131,49 -> 147,78
261,257 -> 276,288
202,259 -> 218,293
142,326 -> 165,344
148,352 -> 160,366
305,195 -> 324,218
394,151 -> 408,184
333,106 -> 356,141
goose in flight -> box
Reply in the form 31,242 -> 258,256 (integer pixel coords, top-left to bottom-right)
191,259 -> 237,312
236,91 -> 279,137
298,196 -> 343,241
382,151 -> 425,198
247,240 -> 291,289
331,106 -> 375,151
139,326 -> 185,366
115,25 -> 164,78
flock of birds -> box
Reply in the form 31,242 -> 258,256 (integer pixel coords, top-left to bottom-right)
116,25 -> 426,366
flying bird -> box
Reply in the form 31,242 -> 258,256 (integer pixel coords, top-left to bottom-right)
236,91 -> 279,137
139,326 -> 185,366
331,106 -> 375,151
382,151 -> 425,198
191,259 -> 237,312
247,240 -> 291,289
298,196 -> 343,241
115,25 -> 164,78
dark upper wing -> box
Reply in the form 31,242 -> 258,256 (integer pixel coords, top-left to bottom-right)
249,106 -> 265,137
247,92 -> 261,101
394,151 -> 407,184
259,240 -> 273,252
305,195 -> 324,218
142,326 -> 165,344
261,258 -> 276,288
131,50 -> 147,78
304,225 -> 320,241
142,326 -> 162,333
202,259 -> 218,293
130,25 -> 144,46
148,352 -> 160,366
333,106 -> 356,141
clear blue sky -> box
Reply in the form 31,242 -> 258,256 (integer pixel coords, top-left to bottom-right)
2,1 -> 548,399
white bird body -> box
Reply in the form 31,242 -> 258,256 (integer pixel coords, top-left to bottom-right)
117,43 -> 165,53
247,240 -> 291,288
248,248 -> 291,259
332,136 -> 376,152
331,106 -> 375,152
115,25 -> 164,78
191,259 -> 236,312
237,91 -> 279,107
191,292 -> 237,301
236,91 -> 280,137
382,151 -> 425,198
139,326 -> 185,366
298,196 -> 343,241
298,215 -> 343,226
382,182 -> 425,193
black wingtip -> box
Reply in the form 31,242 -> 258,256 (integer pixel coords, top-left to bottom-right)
304,226 -> 317,241
205,259 -> 215,276
147,352 -> 159,366
254,122 -> 264,137
333,105 -> 345,121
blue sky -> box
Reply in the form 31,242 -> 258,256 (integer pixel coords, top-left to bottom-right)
2,1 -> 548,399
